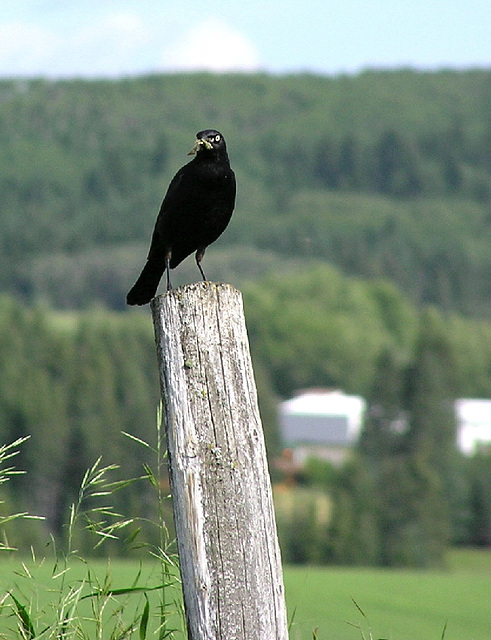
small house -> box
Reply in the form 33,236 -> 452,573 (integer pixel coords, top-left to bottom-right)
277,388 -> 366,466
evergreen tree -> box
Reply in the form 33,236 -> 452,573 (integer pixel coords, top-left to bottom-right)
466,452 -> 491,546
373,130 -> 423,196
358,311 -> 464,567
313,136 -> 339,189
359,348 -> 405,465
358,348 -> 407,565
398,309 -> 459,566
328,456 -> 380,565
404,309 -> 458,479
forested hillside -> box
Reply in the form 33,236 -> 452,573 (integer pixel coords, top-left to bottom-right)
1,70 -> 491,314
1,70 -> 491,561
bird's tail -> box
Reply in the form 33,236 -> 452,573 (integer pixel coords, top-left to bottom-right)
126,260 -> 165,306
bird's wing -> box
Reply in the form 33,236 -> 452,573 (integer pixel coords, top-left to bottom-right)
157,167 -> 186,219
145,164 -> 195,261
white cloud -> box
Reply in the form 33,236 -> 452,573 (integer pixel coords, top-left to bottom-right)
162,19 -> 261,72
0,13 -> 261,78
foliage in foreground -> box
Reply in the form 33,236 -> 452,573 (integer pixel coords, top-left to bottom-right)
2,435 -> 489,639
0,425 -> 186,639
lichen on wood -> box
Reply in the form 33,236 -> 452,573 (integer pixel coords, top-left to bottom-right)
151,282 -> 288,640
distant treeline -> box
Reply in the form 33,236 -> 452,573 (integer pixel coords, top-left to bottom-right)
1,70 -> 491,563
1,70 -> 491,314
1,265 -> 490,558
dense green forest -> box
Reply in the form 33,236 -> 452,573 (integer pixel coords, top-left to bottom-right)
1,70 -> 491,313
1,70 -> 491,563
1,270 -> 490,559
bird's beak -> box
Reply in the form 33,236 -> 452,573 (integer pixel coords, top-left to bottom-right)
188,138 -> 213,155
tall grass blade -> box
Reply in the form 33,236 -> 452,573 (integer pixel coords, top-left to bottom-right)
81,583 -> 169,600
10,593 -> 35,639
288,604 -> 297,631
440,620 -> 448,639
122,431 -> 155,452
139,594 -> 150,640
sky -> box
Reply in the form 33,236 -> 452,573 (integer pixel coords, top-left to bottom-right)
1,0 -> 490,78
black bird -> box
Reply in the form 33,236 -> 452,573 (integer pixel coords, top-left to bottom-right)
126,129 -> 236,305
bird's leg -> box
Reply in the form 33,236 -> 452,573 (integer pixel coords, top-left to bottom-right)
195,247 -> 207,281
165,251 -> 173,291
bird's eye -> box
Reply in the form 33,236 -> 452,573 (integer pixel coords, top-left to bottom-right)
215,134 -> 221,142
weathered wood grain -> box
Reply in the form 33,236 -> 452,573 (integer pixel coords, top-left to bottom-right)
151,282 -> 288,640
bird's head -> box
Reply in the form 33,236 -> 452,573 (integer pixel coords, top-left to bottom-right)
188,129 -> 227,156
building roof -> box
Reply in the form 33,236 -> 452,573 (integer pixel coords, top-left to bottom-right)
278,389 -> 366,448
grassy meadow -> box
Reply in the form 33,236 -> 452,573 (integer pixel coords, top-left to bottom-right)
284,549 -> 491,640
0,549 -> 489,639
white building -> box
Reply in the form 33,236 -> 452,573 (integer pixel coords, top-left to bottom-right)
455,399 -> 491,455
278,390 -> 491,465
278,389 -> 366,465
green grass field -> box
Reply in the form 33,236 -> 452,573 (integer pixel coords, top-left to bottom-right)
285,550 -> 491,640
0,549 -> 489,639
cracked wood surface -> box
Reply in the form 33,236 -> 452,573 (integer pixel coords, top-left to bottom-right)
151,282 -> 288,640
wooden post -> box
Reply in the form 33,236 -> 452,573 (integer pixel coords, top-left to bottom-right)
151,282 -> 288,640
